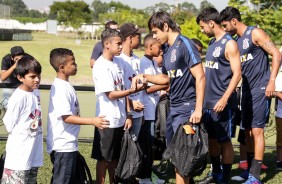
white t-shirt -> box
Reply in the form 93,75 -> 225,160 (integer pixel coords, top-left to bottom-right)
3,88 -> 43,170
115,53 -> 143,118
46,78 -> 80,153
93,56 -> 126,128
140,56 -> 160,120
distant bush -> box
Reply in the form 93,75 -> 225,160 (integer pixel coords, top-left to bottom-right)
13,17 -> 47,24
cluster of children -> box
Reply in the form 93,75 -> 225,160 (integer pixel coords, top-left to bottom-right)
1,6 -> 282,184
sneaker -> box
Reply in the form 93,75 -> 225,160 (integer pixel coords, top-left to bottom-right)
244,174 -> 262,184
198,172 -> 223,184
139,178 -> 153,184
238,161 -> 268,170
238,161 -> 248,170
275,162 -> 282,171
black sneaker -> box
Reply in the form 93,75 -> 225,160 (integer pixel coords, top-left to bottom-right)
198,172 -> 223,184
275,162 -> 282,171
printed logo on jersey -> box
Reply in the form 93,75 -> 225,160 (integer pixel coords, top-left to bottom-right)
29,109 -> 42,138
243,38 -> 249,50
221,39 -> 227,45
212,46 -> 222,57
167,69 -> 183,78
246,30 -> 252,35
176,40 -> 181,48
205,61 -> 219,69
171,49 -> 177,62
240,53 -> 254,63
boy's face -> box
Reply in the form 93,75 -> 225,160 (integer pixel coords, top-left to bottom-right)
151,26 -> 168,45
150,41 -> 161,57
63,55 -> 77,76
108,36 -> 122,56
18,72 -> 41,92
131,33 -> 140,49
12,55 -> 23,63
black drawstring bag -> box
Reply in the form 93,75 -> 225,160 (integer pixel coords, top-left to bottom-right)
115,129 -> 143,183
163,123 -> 208,177
75,151 -> 93,184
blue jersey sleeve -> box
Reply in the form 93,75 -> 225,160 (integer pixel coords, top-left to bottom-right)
180,36 -> 201,69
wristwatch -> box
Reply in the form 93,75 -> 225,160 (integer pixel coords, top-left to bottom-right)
126,111 -> 133,117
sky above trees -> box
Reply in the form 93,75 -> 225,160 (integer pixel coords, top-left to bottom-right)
22,0 -> 228,11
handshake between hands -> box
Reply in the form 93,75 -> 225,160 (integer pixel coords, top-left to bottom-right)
130,74 -> 148,94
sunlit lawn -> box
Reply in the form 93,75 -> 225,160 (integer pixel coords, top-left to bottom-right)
1,141 -> 281,184
0,32 -> 144,85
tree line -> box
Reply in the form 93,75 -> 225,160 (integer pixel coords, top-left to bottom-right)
1,0 -> 282,46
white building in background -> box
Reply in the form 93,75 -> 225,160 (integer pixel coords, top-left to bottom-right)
0,19 -> 103,38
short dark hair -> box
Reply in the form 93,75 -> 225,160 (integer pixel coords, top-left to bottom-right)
15,54 -> 41,78
10,46 -> 25,58
220,6 -> 242,22
105,20 -> 118,29
143,33 -> 158,48
101,28 -> 121,46
50,48 -> 74,72
196,7 -> 221,25
191,38 -> 203,49
148,11 -> 178,32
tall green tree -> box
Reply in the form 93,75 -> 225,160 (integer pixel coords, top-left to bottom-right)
180,17 -> 210,49
0,0 -> 27,17
199,0 -> 214,12
49,1 -> 92,29
91,0 -> 108,21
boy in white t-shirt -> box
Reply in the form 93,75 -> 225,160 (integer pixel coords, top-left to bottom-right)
139,33 -> 169,184
92,28 -> 145,184
1,55 -> 43,184
46,48 -> 110,184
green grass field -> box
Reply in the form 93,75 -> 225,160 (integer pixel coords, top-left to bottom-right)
1,141 -> 281,184
0,32 -> 144,85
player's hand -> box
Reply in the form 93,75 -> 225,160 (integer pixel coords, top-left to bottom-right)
132,100 -> 145,112
131,74 -> 147,92
213,97 -> 227,113
124,116 -> 133,130
265,80 -> 275,97
189,109 -> 202,124
93,115 -> 109,129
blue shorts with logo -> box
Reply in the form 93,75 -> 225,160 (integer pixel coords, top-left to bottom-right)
166,105 -> 193,144
203,107 -> 235,143
241,92 -> 271,129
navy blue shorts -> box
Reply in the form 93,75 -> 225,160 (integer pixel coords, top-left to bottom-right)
203,107 -> 235,143
166,106 -> 193,144
50,151 -> 77,184
241,92 -> 271,129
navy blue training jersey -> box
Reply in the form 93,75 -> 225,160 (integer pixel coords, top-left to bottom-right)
162,34 -> 201,108
237,26 -> 270,94
204,34 -> 236,109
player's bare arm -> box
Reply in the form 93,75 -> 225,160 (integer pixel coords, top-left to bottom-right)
189,62 -> 205,124
253,28 -> 282,97
213,40 -> 241,113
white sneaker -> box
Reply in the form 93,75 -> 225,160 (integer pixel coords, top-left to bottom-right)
139,178 -> 153,184
156,178 -> 166,184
